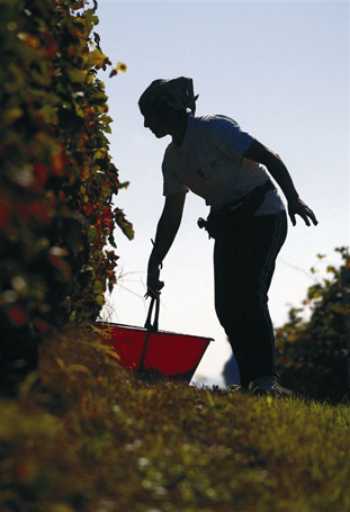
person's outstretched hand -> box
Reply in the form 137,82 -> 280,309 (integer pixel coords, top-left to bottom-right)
288,197 -> 318,227
146,259 -> 164,298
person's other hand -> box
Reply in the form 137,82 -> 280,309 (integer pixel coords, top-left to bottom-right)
146,259 -> 164,298
288,197 -> 318,227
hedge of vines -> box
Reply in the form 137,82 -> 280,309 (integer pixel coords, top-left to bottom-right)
0,0 -> 133,388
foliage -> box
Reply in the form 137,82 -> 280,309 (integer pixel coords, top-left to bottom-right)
0,324 -> 350,511
275,246 -> 350,402
0,0 -> 133,391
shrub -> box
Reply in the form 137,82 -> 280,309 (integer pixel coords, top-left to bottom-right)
0,0 -> 133,393
275,246 -> 350,402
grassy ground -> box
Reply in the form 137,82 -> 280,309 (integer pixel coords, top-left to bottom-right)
0,324 -> 350,512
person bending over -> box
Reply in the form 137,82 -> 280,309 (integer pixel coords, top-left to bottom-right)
138,76 -> 318,396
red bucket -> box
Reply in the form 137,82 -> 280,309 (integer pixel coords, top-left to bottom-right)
98,297 -> 213,383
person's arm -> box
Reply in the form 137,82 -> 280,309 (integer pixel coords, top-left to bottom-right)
243,139 -> 318,227
147,191 -> 186,296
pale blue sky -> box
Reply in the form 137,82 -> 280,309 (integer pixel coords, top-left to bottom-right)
96,1 -> 349,386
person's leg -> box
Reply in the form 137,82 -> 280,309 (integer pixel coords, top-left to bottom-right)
213,216 -> 252,385
213,210 -> 288,388
237,210 -> 288,386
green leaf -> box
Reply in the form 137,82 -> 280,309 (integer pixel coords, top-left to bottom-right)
67,69 -> 87,84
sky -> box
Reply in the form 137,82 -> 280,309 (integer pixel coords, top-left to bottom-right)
95,1 -> 349,387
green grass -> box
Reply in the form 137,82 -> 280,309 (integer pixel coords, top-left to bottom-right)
0,324 -> 349,512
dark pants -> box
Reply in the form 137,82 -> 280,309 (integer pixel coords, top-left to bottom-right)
213,209 -> 288,387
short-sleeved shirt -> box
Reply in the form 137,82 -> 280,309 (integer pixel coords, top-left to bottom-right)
162,114 -> 285,215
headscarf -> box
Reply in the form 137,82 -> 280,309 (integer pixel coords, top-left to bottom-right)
138,76 -> 199,117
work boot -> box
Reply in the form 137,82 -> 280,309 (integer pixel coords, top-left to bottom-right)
227,384 -> 242,393
247,376 -> 294,398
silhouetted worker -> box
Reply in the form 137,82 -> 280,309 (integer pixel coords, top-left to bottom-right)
138,77 -> 318,396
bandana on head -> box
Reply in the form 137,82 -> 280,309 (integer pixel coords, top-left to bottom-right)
139,77 -> 199,117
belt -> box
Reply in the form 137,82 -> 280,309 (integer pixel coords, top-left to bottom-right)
197,181 -> 274,238
221,180 -> 274,215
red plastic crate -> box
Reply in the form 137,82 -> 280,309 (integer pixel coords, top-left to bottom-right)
97,320 -> 213,383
